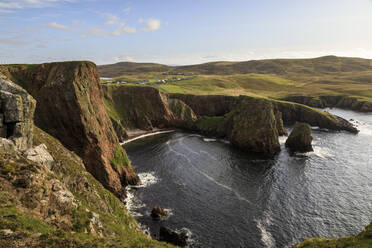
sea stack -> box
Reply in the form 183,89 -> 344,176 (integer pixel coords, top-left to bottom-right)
285,122 -> 313,152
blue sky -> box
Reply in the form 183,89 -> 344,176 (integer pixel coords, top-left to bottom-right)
1,0 -> 372,65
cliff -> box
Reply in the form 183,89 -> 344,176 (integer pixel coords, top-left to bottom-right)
170,93 -> 358,133
283,95 -> 372,113
2,62 -> 138,198
102,85 -> 197,134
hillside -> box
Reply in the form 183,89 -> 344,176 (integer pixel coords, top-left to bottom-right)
98,56 -> 372,112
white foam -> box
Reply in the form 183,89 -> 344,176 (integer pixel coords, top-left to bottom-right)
255,211 -> 276,248
136,172 -> 160,188
203,138 -> 217,142
125,188 -> 145,217
311,146 -> 334,159
121,130 -> 175,145
279,136 -> 287,145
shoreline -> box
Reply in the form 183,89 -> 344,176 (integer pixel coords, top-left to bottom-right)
120,129 -> 176,145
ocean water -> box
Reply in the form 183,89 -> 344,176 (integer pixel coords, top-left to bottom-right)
124,109 -> 372,248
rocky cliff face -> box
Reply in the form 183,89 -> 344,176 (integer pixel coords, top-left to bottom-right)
222,96 -> 281,154
0,74 -> 36,152
104,86 -> 357,156
2,62 -> 138,198
102,85 -> 197,132
283,95 -> 372,113
274,100 -> 358,133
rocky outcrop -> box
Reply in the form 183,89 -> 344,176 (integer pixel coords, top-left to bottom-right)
0,75 -> 36,152
151,206 -> 169,219
274,100 -> 358,133
3,62 -> 138,198
285,122 -> 313,152
159,226 -> 188,247
283,95 -> 372,113
222,96 -> 281,155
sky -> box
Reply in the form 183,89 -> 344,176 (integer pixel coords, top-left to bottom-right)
1,0 -> 372,65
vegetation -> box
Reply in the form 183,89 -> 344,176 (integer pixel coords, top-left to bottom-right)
110,144 -> 130,169
296,223 -> 372,248
98,56 -> 372,104
0,126 -> 175,248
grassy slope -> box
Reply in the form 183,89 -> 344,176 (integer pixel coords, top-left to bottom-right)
0,126 -> 173,248
296,223 -> 372,248
97,56 -> 372,103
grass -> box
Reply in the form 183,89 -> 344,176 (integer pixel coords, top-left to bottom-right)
110,144 -> 130,169
98,56 -> 372,104
296,222 -> 372,248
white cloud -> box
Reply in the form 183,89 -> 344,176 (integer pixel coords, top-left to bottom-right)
140,18 -> 161,31
112,26 -> 136,36
0,0 -> 76,10
46,22 -> 69,30
80,34 -> 87,39
123,7 -> 131,13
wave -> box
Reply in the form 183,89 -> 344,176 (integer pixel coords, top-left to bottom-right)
255,210 -> 276,248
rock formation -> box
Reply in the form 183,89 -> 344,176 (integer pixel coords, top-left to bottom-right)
283,95 -> 372,113
151,206 -> 169,219
2,62 -> 138,198
102,85 -> 357,156
285,122 -> 313,152
159,226 -> 188,247
0,74 -> 36,152
222,96 -> 281,155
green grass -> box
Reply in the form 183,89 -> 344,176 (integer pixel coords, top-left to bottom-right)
98,56 -> 372,104
296,222 -> 372,248
110,144 -> 130,169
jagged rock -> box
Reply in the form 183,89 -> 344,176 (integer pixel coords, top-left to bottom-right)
24,144 -> 54,169
159,226 -> 188,247
168,98 -> 197,129
285,122 -> 313,152
151,206 -> 169,219
3,62 -> 138,198
0,138 -> 17,155
0,76 -> 36,151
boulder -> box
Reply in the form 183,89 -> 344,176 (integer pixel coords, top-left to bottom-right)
24,144 -> 54,170
0,75 -> 36,151
159,226 -> 188,247
285,122 -> 313,152
151,206 -> 169,219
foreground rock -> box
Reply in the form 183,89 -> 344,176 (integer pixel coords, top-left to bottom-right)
0,125 -> 172,247
0,75 -> 36,151
285,122 -> 313,152
151,206 -> 169,219
159,226 -> 188,247
2,62 -> 138,198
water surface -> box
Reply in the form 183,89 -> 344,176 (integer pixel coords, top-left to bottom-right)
124,109 -> 372,248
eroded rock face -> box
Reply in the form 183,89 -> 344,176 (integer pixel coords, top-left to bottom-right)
4,62 -> 138,198
222,96 -> 281,155
285,122 -> 313,152
0,75 -> 36,151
